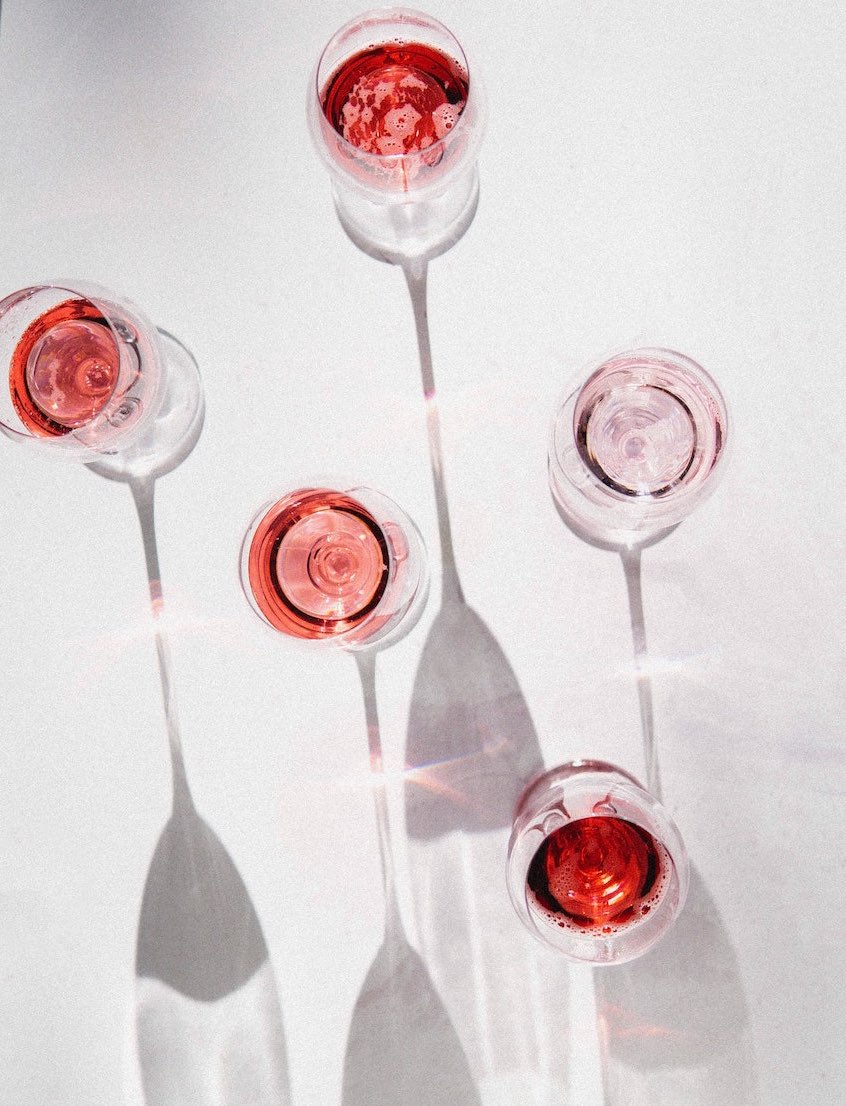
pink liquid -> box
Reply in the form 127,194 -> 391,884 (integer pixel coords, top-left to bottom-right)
247,489 -> 390,640
321,41 -> 467,158
574,355 -> 725,498
9,299 -> 122,437
527,816 -> 669,935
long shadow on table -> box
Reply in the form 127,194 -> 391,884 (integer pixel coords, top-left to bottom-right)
135,781 -> 292,1105
126,487 -> 291,1104
398,263 -> 569,1100
342,652 -> 481,1106
595,865 -> 760,1105
402,261 -> 544,840
593,547 -> 760,1105
91,435 -> 292,1105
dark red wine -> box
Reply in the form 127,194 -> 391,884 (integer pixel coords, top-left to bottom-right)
321,41 -> 468,157
247,489 -> 390,640
9,299 -> 121,437
527,816 -> 668,934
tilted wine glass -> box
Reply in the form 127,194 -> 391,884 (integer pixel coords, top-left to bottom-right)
548,348 -> 729,549
307,7 -> 485,263
506,759 -> 689,965
0,280 -> 203,475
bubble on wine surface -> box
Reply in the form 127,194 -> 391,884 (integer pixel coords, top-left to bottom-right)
322,42 -> 468,159
527,816 -> 671,937
342,66 -> 450,154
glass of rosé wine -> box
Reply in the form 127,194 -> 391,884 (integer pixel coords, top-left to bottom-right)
241,483 -> 428,652
307,7 -> 486,262
506,760 -> 689,965
0,281 -> 203,475
548,348 -> 729,548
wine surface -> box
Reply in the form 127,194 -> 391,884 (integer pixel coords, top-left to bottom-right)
527,816 -> 669,935
247,489 -> 390,640
574,361 -> 724,499
321,41 -> 468,157
9,299 -> 121,437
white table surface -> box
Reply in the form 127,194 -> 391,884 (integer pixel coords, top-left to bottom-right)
0,2 -> 844,1104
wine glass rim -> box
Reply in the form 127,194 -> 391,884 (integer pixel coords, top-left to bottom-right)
311,6 -> 477,170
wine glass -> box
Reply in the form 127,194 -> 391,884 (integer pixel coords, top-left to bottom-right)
242,487 -> 482,1101
506,760 -> 689,965
307,7 -> 486,263
548,348 -> 729,548
241,483 -> 428,651
0,280 -> 203,476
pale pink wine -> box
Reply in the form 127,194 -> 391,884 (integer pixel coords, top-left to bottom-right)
527,816 -> 669,935
321,41 -> 468,157
574,357 -> 726,499
9,299 -> 122,437
247,489 -> 390,640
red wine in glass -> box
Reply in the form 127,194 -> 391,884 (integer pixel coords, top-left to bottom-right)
507,761 -> 688,963
0,282 -> 190,463
321,41 -> 468,159
526,815 -> 670,937
246,488 -> 390,640
308,9 -> 485,260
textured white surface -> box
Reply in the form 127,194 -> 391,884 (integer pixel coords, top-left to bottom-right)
0,2 -> 844,1104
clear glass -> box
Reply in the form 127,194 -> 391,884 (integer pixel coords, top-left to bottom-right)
506,760 -> 689,965
240,483 -> 428,651
548,348 -> 729,546
307,7 -> 486,261
0,281 -> 203,472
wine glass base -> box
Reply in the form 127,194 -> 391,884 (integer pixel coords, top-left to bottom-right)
88,329 -> 204,483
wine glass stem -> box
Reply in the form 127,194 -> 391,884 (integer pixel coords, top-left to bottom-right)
129,475 -> 192,812
620,547 -> 663,802
355,650 -> 404,942
403,260 -> 464,605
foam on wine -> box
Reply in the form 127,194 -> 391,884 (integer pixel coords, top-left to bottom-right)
527,816 -> 670,936
247,489 -> 391,640
321,41 -> 468,157
9,299 -> 121,437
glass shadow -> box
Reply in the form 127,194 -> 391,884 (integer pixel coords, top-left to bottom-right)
342,650 -> 481,1106
403,261 -> 544,838
400,262 -> 568,1101
592,547 -> 760,1103
91,448 -> 292,1104
595,865 -> 759,1104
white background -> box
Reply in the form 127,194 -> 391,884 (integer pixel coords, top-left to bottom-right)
0,2 -> 844,1103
